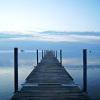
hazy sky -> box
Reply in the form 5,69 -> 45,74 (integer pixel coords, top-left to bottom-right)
0,0 -> 100,32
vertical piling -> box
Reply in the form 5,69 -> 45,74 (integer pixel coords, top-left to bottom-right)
42,50 -> 43,59
53,50 -> 54,56
60,49 -> 62,65
54,51 -> 55,57
83,49 -> 87,92
14,48 -> 18,93
37,49 -> 39,65
44,50 -> 45,56
56,50 -> 57,58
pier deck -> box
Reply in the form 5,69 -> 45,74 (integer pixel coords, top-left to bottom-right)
12,51 -> 90,100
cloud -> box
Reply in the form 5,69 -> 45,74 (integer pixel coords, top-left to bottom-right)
0,32 -> 100,43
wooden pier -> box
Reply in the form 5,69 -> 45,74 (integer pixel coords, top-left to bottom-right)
12,50 -> 90,100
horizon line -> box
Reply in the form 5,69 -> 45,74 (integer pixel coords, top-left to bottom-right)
0,30 -> 100,33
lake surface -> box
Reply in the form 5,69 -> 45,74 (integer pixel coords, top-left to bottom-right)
0,41 -> 100,100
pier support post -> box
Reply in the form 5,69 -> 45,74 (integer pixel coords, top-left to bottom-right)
42,50 -> 43,59
54,51 -> 55,57
44,50 -> 45,56
60,49 -> 62,65
37,49 -> 39,65
83,49 -> 87,92
53,50 -> 55,56
14,48 -> 18,93
56,50 -> 57,58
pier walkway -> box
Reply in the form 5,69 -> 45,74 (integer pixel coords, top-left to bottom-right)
12,51 -> 89,100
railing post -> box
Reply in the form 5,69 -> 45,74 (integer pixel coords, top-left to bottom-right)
54,50 -> 56,57
52,50 -> 54,56
60,49 -> 62,65
42,50 -> 43,59
37,49 -> 39,65
83,49 -> 87,92
14,48 -> 18,93
44,50 -> 45,56
56,50 -> 57,58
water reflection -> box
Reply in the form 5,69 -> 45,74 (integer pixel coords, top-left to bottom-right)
0,51 -> 100,100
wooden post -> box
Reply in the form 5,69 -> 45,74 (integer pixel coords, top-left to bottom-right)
53,50 -> 55,57
37,49 -> 39,65
83,49 -> 87,92
44,50 -> 45,56
56,50 -> 57,58
55,50 -> 56,57
42,50 -> 43,59
60,49 -> 62,65
54,50 -> 56,57
14,48 -> 18,93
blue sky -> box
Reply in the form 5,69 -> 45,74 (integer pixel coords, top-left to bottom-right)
0,0 -> 100,32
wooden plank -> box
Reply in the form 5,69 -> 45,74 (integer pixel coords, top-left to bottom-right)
11,51 -> 90,100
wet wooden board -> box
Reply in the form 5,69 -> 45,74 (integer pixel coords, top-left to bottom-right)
12,51 -> 90,100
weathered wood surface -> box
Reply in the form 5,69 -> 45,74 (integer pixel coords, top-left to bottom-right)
12,51 -> 90,100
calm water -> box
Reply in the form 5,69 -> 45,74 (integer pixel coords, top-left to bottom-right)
0,41 -> 100,100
